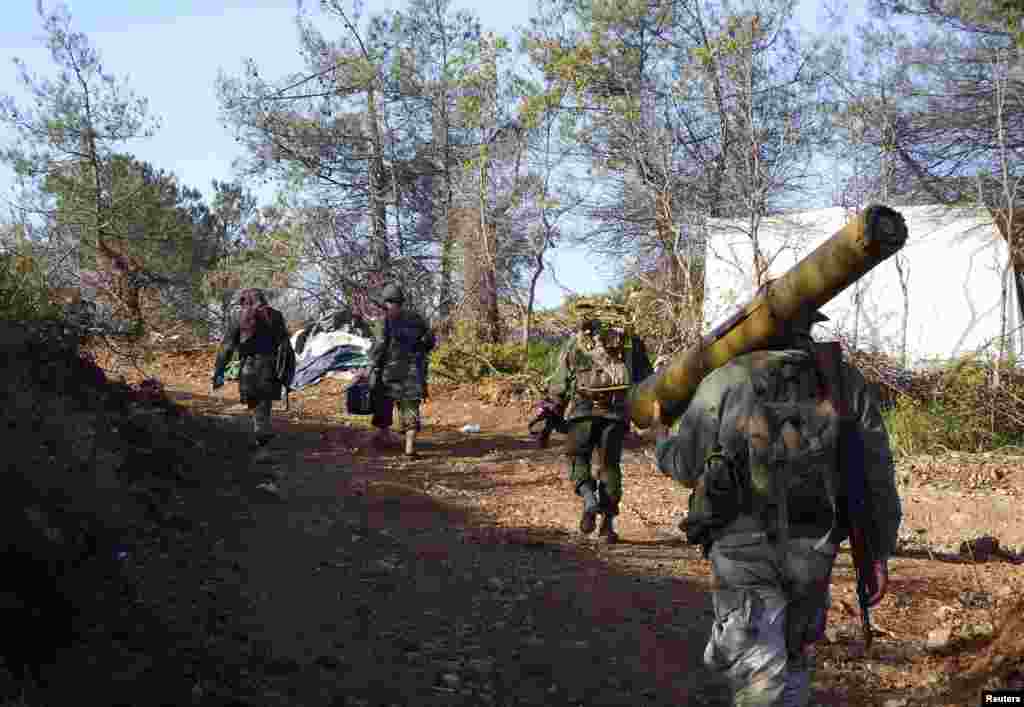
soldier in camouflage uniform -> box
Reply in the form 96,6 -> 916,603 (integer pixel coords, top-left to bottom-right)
651,306 -> 901,707
211,288 -> 292,449
545,299 -> 653,544
368,284 -> 436,457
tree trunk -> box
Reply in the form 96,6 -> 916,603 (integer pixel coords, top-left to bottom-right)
432,86 -> 455,324
655,190 -> 704,345
82,127 -> 143,331
523,246 -> 546,354
366,84 -> 390,270
452,206 -> 500,344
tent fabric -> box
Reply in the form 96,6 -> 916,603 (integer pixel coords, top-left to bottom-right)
291,345 -> 370,390
293,329 -> 371,363
286,317 -> 372,389
701,205 -> 1020,366
223,345 -> 369,387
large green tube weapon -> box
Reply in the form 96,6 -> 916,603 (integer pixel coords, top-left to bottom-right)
627,204 -> 909,428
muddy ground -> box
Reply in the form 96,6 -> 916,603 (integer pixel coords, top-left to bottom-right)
17,346 -> 1024,706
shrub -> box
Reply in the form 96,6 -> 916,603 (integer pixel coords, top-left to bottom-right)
877,356 -> 1024,456
881,394 -> 945,457
430,339 -> 562,384
0,249 -> 62,323
525,340 -> 561,378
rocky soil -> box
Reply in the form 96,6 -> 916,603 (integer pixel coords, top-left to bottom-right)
8,343 -> 1018,706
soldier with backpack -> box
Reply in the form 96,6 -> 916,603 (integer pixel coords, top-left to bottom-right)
544,298 -> 653,544
211,288 -> 294,450
650,304 -> 902,707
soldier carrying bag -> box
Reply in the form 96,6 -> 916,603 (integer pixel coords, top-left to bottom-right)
345,318 -> 389,416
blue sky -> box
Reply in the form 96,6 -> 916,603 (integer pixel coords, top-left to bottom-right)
0,0 -> 866,309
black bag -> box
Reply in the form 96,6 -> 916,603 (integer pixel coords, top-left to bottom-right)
346,380 -> 374,416
275,340 -> 297,389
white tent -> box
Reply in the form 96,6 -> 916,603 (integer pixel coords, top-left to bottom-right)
702,205 -> 1023,366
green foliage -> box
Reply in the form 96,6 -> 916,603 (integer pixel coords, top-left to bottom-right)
526,340 -> 562,378
430,336 -> 561,382
881,395 -> 945,458
0,248 -> 61,323
880,356 -> 1024,457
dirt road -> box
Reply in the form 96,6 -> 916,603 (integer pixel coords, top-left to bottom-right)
38,354 -> 1024,706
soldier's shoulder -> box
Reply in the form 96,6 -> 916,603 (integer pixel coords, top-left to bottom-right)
697,355 -> 762,393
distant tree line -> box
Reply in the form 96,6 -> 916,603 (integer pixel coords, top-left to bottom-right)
1,0 -> 1021,359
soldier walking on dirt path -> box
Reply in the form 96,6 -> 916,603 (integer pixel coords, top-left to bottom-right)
211,289 -> 294,492
650,305 -> 902,707
366,284 -> 436,458
543,298 -> 653,544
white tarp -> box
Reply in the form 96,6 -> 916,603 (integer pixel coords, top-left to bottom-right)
292,328 -> 371,362
702,205 -> 1021,366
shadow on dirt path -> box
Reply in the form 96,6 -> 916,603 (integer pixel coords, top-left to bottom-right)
221,421 -> 729,706
113,388 -> 730,706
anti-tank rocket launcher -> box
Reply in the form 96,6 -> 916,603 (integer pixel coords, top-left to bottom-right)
626,204 -> 909,428
628,204 -> 908,653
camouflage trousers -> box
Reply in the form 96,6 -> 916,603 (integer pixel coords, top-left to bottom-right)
372,395 -> 422,433
564,417 -> 625,510
247,399 -> 273,440
705,535 -> 836,707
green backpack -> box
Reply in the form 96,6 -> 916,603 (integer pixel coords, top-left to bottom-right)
684,351 -> 842,550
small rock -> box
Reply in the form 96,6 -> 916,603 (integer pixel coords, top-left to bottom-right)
442,673 -> 461,688
487,577 -> 504,590
934,605 -> 958,621
958,590 -> 992,609
926,626 -> 954,654
883,699 -> 908,707
824,627 -> 841,644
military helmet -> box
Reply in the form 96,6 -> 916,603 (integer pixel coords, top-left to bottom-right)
570,296 -> 633,339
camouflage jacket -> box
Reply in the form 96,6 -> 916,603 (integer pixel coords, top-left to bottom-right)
213,308 -> 290,403
368,310 -> 435,401
547,333 -> 653,421
654,347 -> 902,558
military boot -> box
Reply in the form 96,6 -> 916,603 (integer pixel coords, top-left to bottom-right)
577,480 -> 600,535
404,429 -> 418,458
598,514 -> 619,544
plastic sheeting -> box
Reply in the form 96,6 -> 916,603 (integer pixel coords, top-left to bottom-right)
287,318 -> 373,389
291,345 -> 370,390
